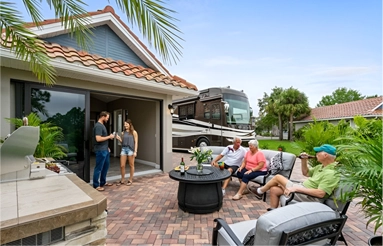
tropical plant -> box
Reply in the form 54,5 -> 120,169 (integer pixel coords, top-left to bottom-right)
6,113 -> 66,159
279,87 -> 310,141
335,117 -> 382,234
259,87 -> 286,140
295,119 -> 351,166
259,143 -> 270,150
0,0 -> 183,85
189,147 -> 213,164
277,144 -> 285,152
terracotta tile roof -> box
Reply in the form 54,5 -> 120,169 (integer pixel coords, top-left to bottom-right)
24,6 -> 172,76
300,96 -> 383,121
3,6 -> 197,91
42,42 -> 197,90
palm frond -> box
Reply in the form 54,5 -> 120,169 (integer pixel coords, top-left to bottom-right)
0,2 -> 56,85
335,117 -> 382,234
115,0 -> 183,65
6,113 -> 66,158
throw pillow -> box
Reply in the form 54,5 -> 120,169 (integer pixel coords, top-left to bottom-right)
270,152 -> 283,175
242,228 -> 255,245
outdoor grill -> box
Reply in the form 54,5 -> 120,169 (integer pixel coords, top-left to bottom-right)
0,125 -> 71,183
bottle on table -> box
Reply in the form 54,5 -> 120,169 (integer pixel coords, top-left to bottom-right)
180,157 -> 185,175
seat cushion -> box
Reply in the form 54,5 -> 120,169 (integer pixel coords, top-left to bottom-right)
217,220 -> 257,245
253,202 -> 337,245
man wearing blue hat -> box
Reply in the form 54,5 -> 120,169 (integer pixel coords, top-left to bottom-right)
249,144 -> 340,209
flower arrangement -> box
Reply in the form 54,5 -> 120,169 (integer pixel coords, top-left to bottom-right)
189,147 -> 213,164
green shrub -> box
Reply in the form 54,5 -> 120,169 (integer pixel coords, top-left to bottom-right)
295,119 -> 351,166
335,117 -> 382,233
294,127 -> 305,140
277,144 -> 286,152
260,143 -> 269,149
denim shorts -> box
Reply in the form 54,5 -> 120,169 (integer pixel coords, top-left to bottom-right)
120,146 -> 134,156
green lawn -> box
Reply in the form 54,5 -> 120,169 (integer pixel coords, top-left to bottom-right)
257,139 -> 302,156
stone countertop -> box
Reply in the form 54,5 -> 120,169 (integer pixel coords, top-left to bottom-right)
0,174 -> 107,244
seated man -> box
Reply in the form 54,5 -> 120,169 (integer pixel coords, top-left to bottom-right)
250,144 -> 340,209
210,137 -> 246,196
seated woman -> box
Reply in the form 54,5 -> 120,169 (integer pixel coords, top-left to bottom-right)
232,139 -> 268,200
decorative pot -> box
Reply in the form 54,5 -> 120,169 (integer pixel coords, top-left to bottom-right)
196,162 -> 203,174
368,236 -> 382,246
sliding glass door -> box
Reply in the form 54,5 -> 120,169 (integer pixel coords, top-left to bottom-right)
20,82 -> 90,181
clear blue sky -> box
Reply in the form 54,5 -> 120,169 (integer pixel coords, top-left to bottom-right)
13,0 -> 382,114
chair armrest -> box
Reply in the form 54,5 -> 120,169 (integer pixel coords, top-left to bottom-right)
261,171 -> 272,183
212,218 -> 243,246
285,191 -> 323,205
284,192 -> 295,205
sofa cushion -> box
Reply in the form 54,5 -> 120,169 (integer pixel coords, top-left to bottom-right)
217,219 -> 257,245
253,202 -> 337,245
200,146 -> 296,179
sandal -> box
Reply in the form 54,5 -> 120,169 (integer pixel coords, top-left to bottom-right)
96,187 -> 105,191
126,180 -> 133,186
104,182 -> 113,186
115,180 -> 125,186
232,194 -> 242,200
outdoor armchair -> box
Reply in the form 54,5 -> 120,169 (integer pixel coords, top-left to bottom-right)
58,143 -> 78,163
245,149 -> 296,201
212,202 -> 347,245
201,146 -> 297,201
279,183 -> 353,246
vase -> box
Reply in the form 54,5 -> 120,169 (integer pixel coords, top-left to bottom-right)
196,162 -> 203,174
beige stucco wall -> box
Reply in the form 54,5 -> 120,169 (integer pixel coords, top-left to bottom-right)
294,119 -> 355,131
0,67 -> 175,172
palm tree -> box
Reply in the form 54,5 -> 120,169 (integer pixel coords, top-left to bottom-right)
0,0 -> 183,85
265,87 -> 285,140
279,87 -> 310,141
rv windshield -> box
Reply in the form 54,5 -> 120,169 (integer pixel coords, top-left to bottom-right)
223,94 -> 251,124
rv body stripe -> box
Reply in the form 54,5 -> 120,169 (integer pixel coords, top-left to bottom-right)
172,119 -> 255,140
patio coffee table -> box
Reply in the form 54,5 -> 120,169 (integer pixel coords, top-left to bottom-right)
169,166 -> 231,214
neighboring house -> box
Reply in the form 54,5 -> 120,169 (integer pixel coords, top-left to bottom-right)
294,96 -> 383,130
0,6 -> 198,182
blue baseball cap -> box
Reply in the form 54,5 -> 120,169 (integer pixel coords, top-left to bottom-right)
313,144 -> 336,155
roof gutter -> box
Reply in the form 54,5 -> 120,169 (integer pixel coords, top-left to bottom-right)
293,114 -> 382,124
0,48 -> 198,97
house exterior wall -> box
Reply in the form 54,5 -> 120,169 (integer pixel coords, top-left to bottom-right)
44,25 -> 147,67
0,67 -> 174,173
294,119 -> 355,131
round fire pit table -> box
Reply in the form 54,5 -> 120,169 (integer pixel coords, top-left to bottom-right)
169,166 -> 231,214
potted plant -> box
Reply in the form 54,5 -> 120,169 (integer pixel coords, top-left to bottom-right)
277,144 -> 285,152
336,117 -> 382,245
6,113 -> 66,159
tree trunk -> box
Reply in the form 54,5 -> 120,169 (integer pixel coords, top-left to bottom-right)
289,114 -> 294,141
278,114 -> 283,140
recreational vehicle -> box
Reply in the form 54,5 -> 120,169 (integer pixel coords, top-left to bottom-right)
172,87 -> 256,150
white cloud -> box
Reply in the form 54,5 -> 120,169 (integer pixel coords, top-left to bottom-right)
312,66 -> 376,77
202,56 -> 292,67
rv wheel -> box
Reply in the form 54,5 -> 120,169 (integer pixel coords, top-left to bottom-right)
197,138 -> 209,147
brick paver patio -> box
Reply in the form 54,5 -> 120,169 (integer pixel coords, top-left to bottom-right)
103,152 -> 381,245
